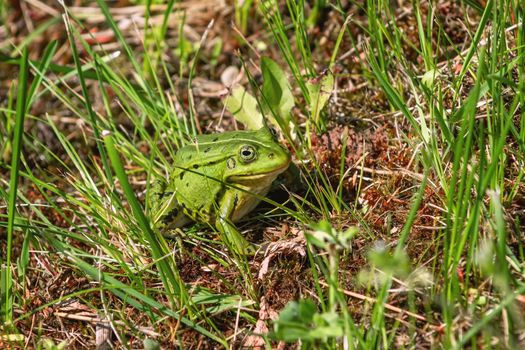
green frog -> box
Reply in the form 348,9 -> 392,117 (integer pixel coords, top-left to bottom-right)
149,127 -> 291,253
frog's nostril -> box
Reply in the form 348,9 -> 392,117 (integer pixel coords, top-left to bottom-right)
268,153 -> 274,159
227,158 -> 236,169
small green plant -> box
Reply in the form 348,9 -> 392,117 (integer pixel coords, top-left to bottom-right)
272,298 -> 344,347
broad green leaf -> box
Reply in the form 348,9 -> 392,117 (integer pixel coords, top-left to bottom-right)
273,299 -> 316,341
224,58 -> 295,133
307,71 -> 334,125
143,339 -> 161,350
261,57 -> 295,133
224,85 -> 264,130
262,59 -> 283,107
272,299 -> 345,342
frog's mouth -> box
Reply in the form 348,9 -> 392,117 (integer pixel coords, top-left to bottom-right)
230,162 -> 290,182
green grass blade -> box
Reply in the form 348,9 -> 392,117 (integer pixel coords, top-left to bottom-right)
26,40 -> 58,109
455,0 -> 493,93
0,53 -> 102,81
3,46 -> 29,325
102,132 -> 190,312
61,7 -> 112,182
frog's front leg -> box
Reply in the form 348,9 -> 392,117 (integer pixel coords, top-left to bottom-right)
216,190 -> 252,255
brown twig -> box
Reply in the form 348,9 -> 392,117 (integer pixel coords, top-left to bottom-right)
318,280 -> 430,323
54,312 -> 160,337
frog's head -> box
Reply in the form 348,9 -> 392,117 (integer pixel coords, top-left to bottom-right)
225,128 -> 291,184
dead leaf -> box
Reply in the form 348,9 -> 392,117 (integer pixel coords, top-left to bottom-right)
258,231 -> 306,280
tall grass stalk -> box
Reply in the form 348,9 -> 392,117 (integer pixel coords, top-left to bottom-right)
3,46 -> 29,326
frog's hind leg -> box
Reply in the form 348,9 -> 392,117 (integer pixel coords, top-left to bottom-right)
160,206 -> 192,230
149,184 -> 192,232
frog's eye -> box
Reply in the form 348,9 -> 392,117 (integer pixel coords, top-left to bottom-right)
269,127 -> 277,136
239,145 -> 257,162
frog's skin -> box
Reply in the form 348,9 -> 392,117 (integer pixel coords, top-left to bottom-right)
149,127 -> 291,252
